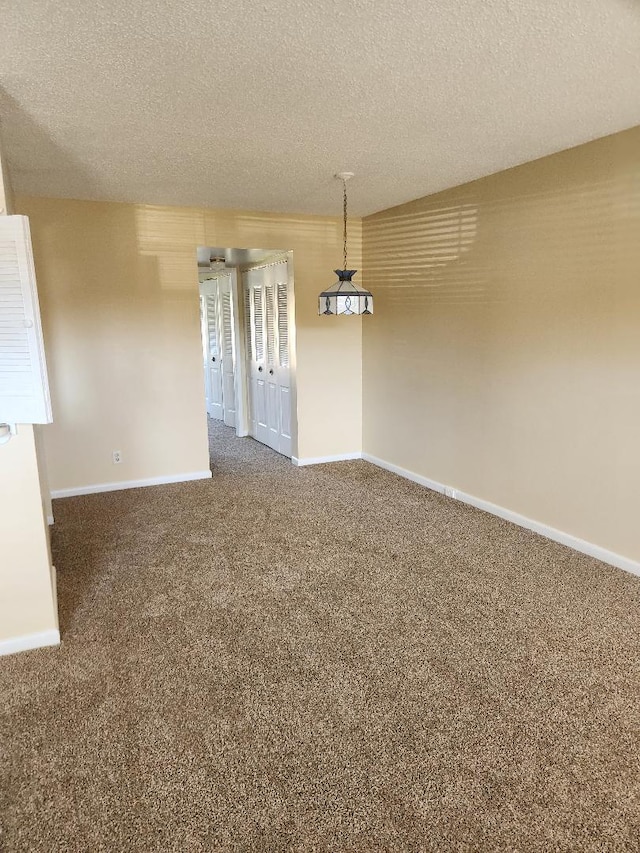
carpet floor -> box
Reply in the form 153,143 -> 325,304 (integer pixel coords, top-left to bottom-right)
1,420 -> 640,852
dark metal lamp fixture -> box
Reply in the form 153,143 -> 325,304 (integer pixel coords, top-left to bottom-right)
318,172 -> 373,316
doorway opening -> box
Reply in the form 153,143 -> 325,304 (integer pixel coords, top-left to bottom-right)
197,246 -> 297,465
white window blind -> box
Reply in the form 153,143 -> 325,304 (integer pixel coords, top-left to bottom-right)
0,215 -> 52,424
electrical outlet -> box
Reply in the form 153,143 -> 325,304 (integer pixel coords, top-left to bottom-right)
112,450 -> 122,464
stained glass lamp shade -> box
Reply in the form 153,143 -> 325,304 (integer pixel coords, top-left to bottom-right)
319,270 -> 373,315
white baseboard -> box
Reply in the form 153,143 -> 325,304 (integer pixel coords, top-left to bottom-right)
51,470 -> 213,499
362,453 -> 640,577
292,452 -> 362,467
47,514 -> 54,525
0,629 -> 60,657
50,565 -> 59,628
362,454 -> 447,495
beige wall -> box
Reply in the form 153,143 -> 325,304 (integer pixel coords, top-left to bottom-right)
15,198 -> 363,491
0,134 -> 58,648
363,126 -> 640,564
0,425 -> 58,641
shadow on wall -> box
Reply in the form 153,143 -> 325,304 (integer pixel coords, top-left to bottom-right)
365,168 -> 640,310
362,168 -> 640,380
365,199 -> 481,306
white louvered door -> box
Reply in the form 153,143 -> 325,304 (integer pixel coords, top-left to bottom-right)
218,275 -> 236,428
250,277 -> 269,446
243,284 -> 256,438
201,272 -> 240,426
264,279 -> 279,451
276,279 -> 292,457
242,259 -> 291,458
0,216 -> 52,424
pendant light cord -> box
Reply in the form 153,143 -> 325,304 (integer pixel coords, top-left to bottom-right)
342,177 -> 348,271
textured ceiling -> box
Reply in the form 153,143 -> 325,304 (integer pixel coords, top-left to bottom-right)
2,0 -> 640,216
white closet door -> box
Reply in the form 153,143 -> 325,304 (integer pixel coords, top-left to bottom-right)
276,278 -> 292,457
242,260 -> 292,458
250,276 -> 269,446
205,292 -> 223,420
244,284 -> 256,437
218,275 -> 236,428
264,278 -> 279,451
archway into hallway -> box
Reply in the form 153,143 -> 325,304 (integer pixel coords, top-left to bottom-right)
196,246 -> 297,472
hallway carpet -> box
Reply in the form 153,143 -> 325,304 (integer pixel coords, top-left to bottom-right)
1,422 -> 640,852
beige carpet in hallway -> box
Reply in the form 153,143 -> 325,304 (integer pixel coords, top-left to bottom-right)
1,420 -> 640,851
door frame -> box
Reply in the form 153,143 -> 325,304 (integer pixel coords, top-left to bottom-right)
228,267 -> 250,438
199,293 -> 213,417
284,252 -> 298,459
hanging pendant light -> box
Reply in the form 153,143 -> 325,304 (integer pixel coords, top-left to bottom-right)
318,172 -> 373,316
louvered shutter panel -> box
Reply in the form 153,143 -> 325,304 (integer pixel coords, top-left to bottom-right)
206,295 -> 218,356
221,290 -> 233,358
265,284 -> 276,364
243,283 -> 252,361
253,287 -> 264,361
0,215 -> 52,424
277,281 -> 289,368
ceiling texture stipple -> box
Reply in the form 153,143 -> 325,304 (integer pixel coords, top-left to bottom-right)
2,0 -> 640,216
